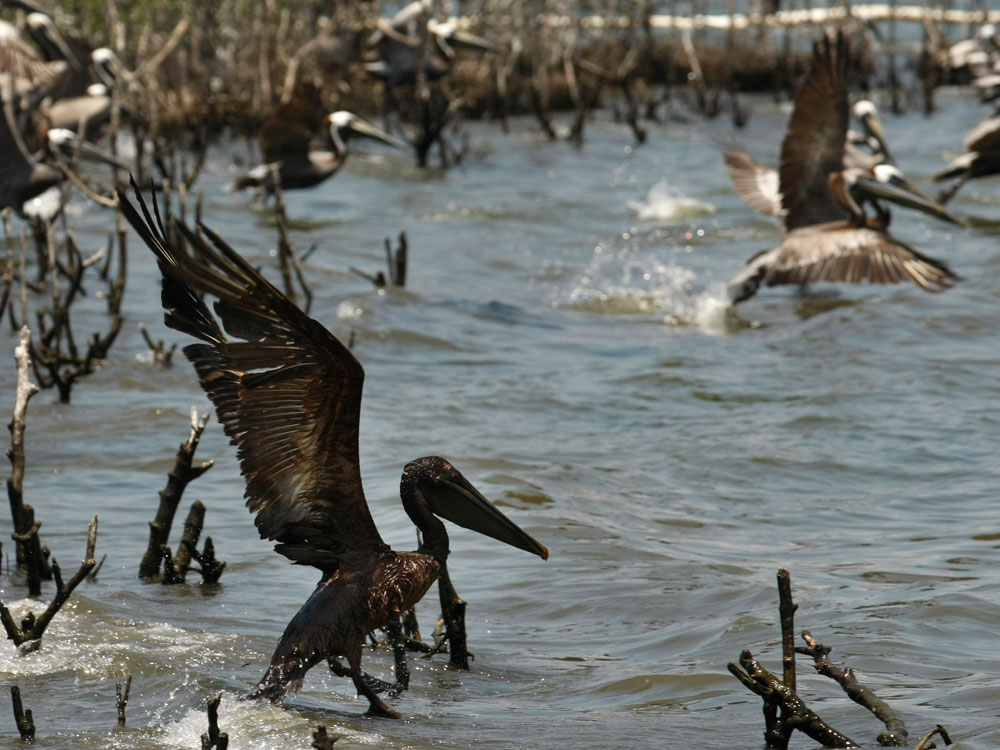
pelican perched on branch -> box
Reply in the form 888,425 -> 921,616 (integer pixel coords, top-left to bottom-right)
725,32 -> 959,304
118,180 -> 548,717
232,110 -> 401,193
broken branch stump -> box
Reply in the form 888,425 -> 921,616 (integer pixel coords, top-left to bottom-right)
312,724 -> 339,749
729,649 -> 858,749
10,686 -> 34,740
116,675 -> 132,727
139,408 -> 213,579
201,693 -> 228,749
796,630 -> 908,746
6,325 -> 50,594
0,516 -> 99,650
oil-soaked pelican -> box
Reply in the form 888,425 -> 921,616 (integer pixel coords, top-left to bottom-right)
117,181 -> 548,717
933,114 -> 1000,202
726,32 -> 959,303
232,110 -> 402,193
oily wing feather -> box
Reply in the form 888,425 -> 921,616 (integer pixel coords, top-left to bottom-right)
764,223 -> 959,291
779,31 -> 850,229
118,184 -> 386,571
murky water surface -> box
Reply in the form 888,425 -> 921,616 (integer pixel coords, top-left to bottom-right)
1,89 -> 999,748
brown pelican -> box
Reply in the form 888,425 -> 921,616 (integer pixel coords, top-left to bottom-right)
726,32 -> 959,303
117,181 -> 548,717
41,49 -> 120,138
365,0 -> 498,86
232,110 -> 402,193
0,18 -> 68,104
934,114 -> 1000,202
719,99 -> 896,221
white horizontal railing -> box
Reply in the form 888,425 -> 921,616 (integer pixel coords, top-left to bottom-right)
523,5 -> 1000,31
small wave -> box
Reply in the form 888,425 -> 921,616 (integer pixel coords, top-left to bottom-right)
629,180 -> 715,222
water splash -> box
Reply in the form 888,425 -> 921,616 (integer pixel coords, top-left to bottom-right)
629,181 -> 715,222
554,243 -> 738,332
156,693 -> 382,749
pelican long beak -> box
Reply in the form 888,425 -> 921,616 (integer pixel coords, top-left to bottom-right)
854,171 -> 964,227
448,28 -> 502,53
48,129 -> 128,170
27,13 -> 82,71
857,111 -> 891,164
424,472 -> 549,560
344,116 -> 407,149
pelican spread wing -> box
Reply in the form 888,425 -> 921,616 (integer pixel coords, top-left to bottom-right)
739,222 -> 959,292
717,139 -> 784,219
779,31 -> 851,230
119,182 -> 386,572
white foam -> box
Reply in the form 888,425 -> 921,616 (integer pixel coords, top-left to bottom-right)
629,180 -> 715,222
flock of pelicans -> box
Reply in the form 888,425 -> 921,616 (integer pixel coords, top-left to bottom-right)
2,0 -> 1000,720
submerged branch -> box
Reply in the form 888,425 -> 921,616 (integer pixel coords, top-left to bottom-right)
796,631 -> 908,746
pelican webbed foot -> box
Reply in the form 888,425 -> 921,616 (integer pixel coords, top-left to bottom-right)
326,656 -> 405,696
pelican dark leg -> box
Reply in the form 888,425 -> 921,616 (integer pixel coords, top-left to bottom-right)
937,172 -> 969,204
329,653 -> 401,718
437,562 -> 470,670
385,616 -> 410,691
327,656 -> 402,697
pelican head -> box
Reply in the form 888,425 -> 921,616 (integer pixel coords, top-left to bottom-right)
25,12 -> 81,71
323,110 -> 405,152
851,99 -> 891,162
46,128 -> 128,169
91,47 -> 121,89
403,456 -> 549,560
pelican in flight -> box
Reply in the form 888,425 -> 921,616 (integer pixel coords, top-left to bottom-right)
365,0 -> 498,86
118,181 -> 548,717
232,110 -> 401,193
934,114 -> 1000,202
718,98 -> 895,221
725,32 -> 959,303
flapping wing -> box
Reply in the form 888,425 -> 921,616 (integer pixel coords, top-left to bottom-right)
779,31 -> 851,230
118,180 -> 387,572
716,137 -> 784,219
963,114 -> 1000,153
764,222 -> 959,291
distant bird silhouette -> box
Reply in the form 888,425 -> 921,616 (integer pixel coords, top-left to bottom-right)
232,109 -> 401,193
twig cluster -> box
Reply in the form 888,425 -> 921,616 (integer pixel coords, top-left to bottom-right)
730,569 -> 952,750
139,408 -> 223,584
